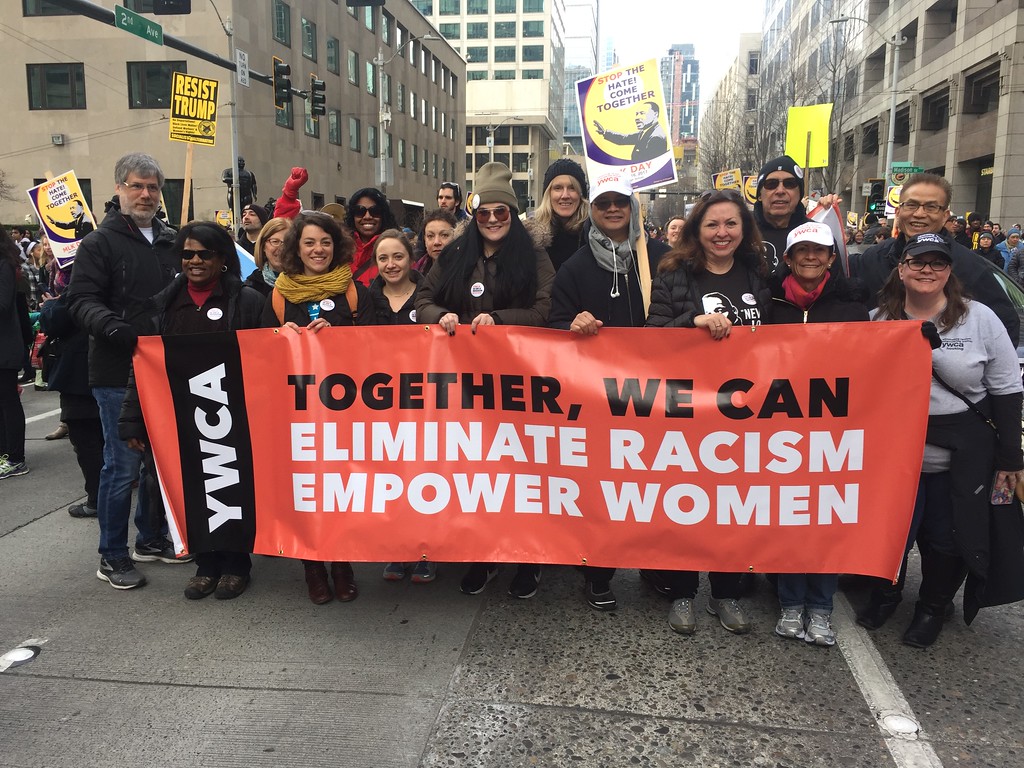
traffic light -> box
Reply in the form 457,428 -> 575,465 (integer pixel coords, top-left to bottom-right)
347,0 -> 386,6
154,0 -> 191,12
309,75 -> 326,118
866,179 -> 885,214
273,56 -> 292,110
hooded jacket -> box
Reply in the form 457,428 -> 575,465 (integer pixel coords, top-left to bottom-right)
66,197 -> 179,387
752,200 -> 810,277
768,265 -> 869,324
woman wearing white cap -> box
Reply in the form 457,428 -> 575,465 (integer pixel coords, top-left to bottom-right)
768,222 -> 868,647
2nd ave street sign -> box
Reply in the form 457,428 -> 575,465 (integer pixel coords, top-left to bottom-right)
114,4 -> 163,46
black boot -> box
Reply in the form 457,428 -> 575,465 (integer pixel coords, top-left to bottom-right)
857,581 -> 903,630
902,548 -> 968,648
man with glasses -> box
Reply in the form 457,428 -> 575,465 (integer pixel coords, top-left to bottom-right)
752,155 -> 827,275
852,172 -> 1019,345
436,181 -> 470,222
67,152 -> 188,590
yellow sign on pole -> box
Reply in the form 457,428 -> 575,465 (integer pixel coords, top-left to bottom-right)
785,103 -> 833,169
742,175 -> 758,205
169,72 -> 218,146
713,168 -> 742,190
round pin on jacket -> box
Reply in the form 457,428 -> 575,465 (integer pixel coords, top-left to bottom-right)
320,298 -> 336,311
470,282 -> 485,298
207,307 -> 224,320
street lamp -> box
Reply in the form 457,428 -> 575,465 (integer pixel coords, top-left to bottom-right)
829,15 -> 908,189
480,114 -> 523,164
373,33 -> 439,192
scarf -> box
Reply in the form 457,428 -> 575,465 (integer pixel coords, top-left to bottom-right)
587,197 -> 642,298
261,263 -> 279,287
782,270 -> 830,310
274,265 -> 353,304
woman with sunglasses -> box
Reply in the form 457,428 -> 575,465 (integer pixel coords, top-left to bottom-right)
527,158 -> 590,272
644,189 -> 771,635
119,222 -> 265,600
262,211 -> 375,605
245,217 -> 291,298
345,187 -> 398,288
869,233 -> 1023,648
416,162 -> 555,598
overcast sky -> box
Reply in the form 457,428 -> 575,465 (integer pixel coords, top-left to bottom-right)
600,0 -> 765,112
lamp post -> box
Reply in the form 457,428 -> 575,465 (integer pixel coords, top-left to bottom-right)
373,33 -> 438,193
829,15 -> 907,188
481,115 -> 523,164
209,0 -> 240,228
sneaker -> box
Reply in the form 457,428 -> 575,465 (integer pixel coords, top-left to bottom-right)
508,564 -> 542,599
775,607 -> 806,640
132,539 -> 194,564
639,569 -> 679,600
707,597 -> 752,634
411,560 -> 437,583
0,456 -> 29,479
184,575 -> 217,600
668,598 -> 697,635
17,370 -> 33,384
68,503 -> 98,518
383,562 -> 407,581
586,580 -> 617,611
460,563 -> 498,595
805,611 -> 836,647
97,557 -> 147,589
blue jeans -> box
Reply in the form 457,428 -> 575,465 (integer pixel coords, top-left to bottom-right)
93,386 -> 166,560
777,573 -> 839,613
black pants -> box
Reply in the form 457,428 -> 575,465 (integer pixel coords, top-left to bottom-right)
0,368 -> 26,464
658,570 -> 743,600
195,551 -> 252,578
66,416 -> 104,507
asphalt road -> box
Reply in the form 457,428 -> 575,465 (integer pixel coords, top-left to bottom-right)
2,385 -> 1023,767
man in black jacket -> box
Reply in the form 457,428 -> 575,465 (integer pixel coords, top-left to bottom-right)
66,152 -> 185,590
851,172 -> 1020,346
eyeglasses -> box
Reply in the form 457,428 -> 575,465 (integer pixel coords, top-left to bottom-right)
354,204 -> 384,218
265,238 -> 285,248
121,182 -> 161,195
900,201 -> 947,214
182,248 -> 219,261
474,206 -> 511,223
761,178 -> 800,191
591,195 -> 631,211
902,258 -> 951,272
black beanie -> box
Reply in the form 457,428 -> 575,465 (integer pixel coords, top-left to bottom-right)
543,158 -> 588,198
755,155 -> 804,198
242,203 -> 270,226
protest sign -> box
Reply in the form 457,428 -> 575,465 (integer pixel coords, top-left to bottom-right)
785,104 -> 833,169
713,168 -> 742,190
26,171 -> 96,269
169,72 -> 218,146
134,323 -> 930,582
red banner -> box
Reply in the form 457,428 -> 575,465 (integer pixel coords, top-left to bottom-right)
133,322 -> 931,581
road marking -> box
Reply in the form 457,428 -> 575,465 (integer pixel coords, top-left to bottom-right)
25,408 -> 61,424
835,593 -> 945,768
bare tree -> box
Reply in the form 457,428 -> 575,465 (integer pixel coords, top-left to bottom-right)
0,169 -> 17,202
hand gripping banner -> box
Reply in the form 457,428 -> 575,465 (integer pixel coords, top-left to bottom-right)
133,322 -> 931,581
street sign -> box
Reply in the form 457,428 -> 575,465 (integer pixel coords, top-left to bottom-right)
114,4 -> 164,46
862,182 -> 873,197
236,49 -> 250,88
169,72 -> 218,146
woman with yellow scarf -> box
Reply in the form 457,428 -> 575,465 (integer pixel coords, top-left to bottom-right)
262,211 -> 373,605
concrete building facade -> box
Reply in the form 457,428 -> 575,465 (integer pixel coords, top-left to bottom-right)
4,0 -> 465,227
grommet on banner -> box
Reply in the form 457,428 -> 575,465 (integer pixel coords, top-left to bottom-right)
748,565 -> 755,571
581,557 -> 588,565
750,326 -> 757,333
420,553 -> 428,561
273,328 -> 280,334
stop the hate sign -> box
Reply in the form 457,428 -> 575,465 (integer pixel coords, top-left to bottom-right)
169,72 -> 218,146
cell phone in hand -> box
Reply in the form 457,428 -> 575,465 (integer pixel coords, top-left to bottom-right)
991,473 -> 1014,505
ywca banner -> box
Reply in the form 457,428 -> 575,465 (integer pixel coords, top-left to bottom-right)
133,323 -> 931,581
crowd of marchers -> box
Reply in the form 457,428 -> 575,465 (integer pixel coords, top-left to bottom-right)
1,149 -> 1022,655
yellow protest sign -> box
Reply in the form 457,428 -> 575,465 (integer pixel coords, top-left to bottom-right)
785,104 -> 833,169
742,175 -> 758,205
169,72 -> 218,146
713,168 -> 742,190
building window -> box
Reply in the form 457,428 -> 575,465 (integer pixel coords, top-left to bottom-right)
522,69 -> 543,79
439,23 -> 460,39
494,70 -> 515,80
349,117 -> 361,151
468,0 -> 488,13
272,0 -> 291,46
512,152 -> 529,172
431,105 -> 438,130
439,0 -> 460,13
348,51 -> 359,86
522,20 -> 543,37
23,0 -> 72,15
396,83 -> 405,112
327,37 -> 340,74
495,0 -> 515,10
522,45 -> 544,62
368,125 -> 378,157
363,6 -> 375,32
410,90 -> 416,119
748,52 -> 759,76
366,61 -> 377,95
467,22 -> 488,39
304,98 -> 319,138
398,138 -> 406,167
411,0 -> 432,13
964,62 -> 1001,115
411,144 -> 418,172
512,125 -> 529,144
328,109 -> 341,145
127,61 -> 182,109
382,12 -> 392,45
921,88 -> 950,131
301,18 -> 316,61
523,0 -> 543,10
468,71 -> 488,81
495,46 -> 516,63
861,121 -> 879,155
276,100 -> 293,129
746,88 -> 757,111
382,73 -> 392,104
27,63 -> 86,110
467,46 -> 488,63
494,21 -> 515,37
432,153 -> 439,178
421,97 -> 428,125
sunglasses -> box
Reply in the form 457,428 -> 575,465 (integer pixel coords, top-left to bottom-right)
474,206 -> 511,223
761,178 -> 801,190
592,195 -> 631,211
182,248 -> 219,261
354,204 -> 384,217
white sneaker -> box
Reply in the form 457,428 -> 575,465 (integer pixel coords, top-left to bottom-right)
805,611 -> 836,647
775,608 -> 805,640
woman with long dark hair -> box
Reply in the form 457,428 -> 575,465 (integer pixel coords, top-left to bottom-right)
345,187 -> 398,287
0,229 -> 29,479
645,189 -> 771,635
416,162 -> 555,597
868,233 -> 1024,647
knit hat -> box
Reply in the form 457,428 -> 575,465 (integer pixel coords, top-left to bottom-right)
979,231 -> 994,243
242,203 -> 270,226
1009,228 -> 1021,238
543,158 -> 588,198
470,162 -> 518,212
755,155 -> 805,198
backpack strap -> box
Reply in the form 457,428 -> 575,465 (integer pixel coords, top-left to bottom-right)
346,280 -> 359,323
272,286 -> 286,325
